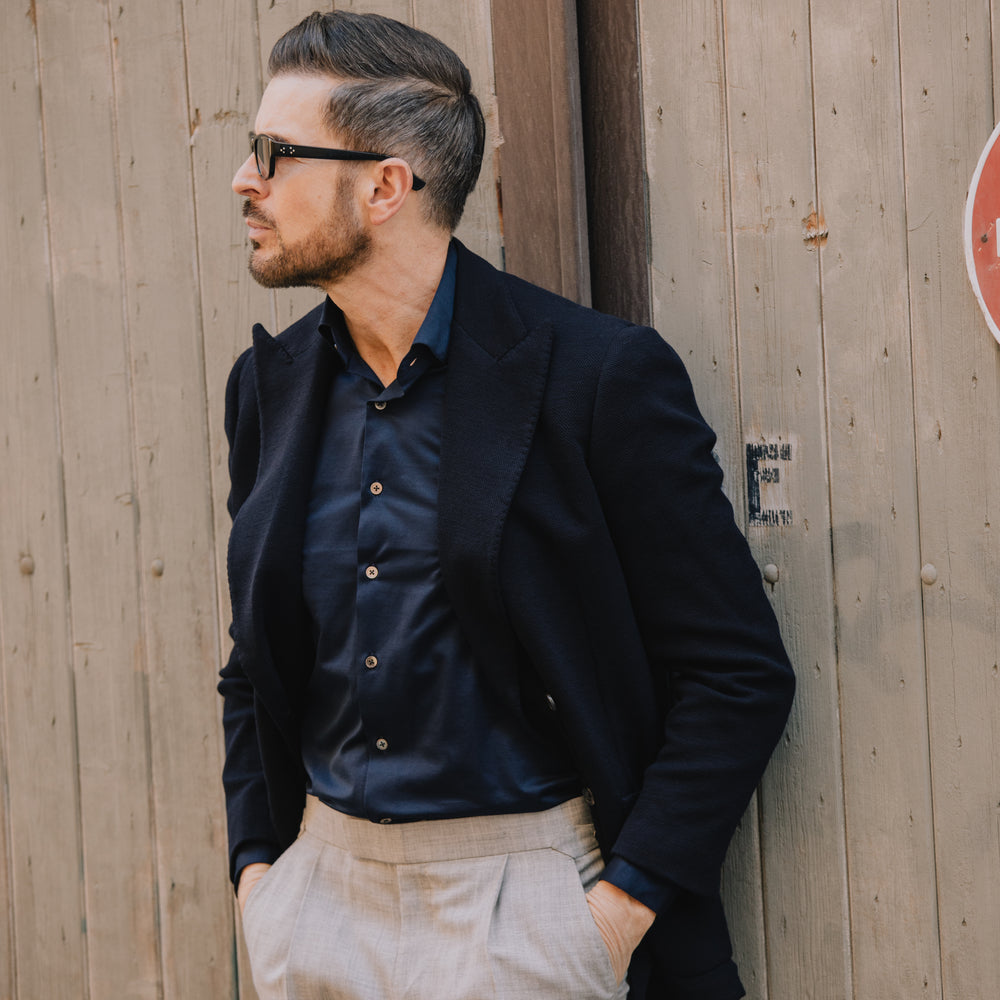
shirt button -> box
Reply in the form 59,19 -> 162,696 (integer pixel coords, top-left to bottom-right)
374,400 -> 387,411
365,655 -> 378,669
545,694 -> 557,711
370,481 -> 383,495
365,565 -> 379,579
375,738 -> 389,751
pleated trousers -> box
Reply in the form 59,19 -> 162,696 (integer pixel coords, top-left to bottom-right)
242,795 -> 630,1000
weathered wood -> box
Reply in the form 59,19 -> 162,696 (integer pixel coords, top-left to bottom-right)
810,2 -> 942,996
576,0 -> 650,324
0,5 -> 88,998
722,2 -> 852,997
898,3 -> 1000,996
9,2 -> 1000,998
492,0 -> 590,298
637,0 -> 742,497
340,0 -> 412,20
109,0 -> 236,996
33,0 -> 160,993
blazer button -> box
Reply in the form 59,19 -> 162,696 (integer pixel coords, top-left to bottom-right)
545,694 -> 557,711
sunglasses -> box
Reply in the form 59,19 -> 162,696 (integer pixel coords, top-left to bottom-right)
250,133 -> 426,190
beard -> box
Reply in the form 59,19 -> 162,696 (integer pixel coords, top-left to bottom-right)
243,181 -> 372,289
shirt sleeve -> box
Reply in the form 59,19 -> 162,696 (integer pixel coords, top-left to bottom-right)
234,840 -> 282,890
602,855 -> 680,915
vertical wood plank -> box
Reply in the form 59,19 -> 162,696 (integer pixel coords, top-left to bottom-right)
722,1 -> 851,997
413,0 -> 504,268
0,4 -> 89,997
110,1 -> 236,996
576,0 -> 650,325
339,0 -> 412,19
33,0 -> 160,993
809,2 -> 942,996
637,0 -> 742,497
898,3 -> 1000,996
491,0 -> 588,294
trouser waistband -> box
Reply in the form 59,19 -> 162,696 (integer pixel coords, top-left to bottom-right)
301,795 -> 596,864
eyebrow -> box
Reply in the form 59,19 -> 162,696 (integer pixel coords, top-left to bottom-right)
249,130 -> 294,145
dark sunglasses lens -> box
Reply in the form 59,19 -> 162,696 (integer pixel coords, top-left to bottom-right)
253,136 -> 269,178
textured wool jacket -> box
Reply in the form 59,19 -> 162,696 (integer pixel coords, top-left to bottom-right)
220,240 -> 795,1000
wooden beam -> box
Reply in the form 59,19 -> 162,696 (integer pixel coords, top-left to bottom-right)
491,0 -> 591,303
577,0 -> 650,324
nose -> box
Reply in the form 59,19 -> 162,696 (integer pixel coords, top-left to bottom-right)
233,153 -> 265,197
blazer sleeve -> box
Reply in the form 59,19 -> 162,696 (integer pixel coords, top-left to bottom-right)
588,323 -> 795,896
217,348 -> 283,884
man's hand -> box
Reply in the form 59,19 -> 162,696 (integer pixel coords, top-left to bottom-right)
585,879 -> 656,983
237,862 -> 273,916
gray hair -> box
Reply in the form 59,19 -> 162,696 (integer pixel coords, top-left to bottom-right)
269,11 -> 485,232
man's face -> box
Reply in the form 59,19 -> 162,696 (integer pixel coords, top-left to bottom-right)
232,73 -> 371,289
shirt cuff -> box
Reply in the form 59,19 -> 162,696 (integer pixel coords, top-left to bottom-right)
234,841 -> 281,890
601,856 -> 679,915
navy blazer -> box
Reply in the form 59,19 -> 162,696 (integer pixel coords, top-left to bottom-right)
220,241 -> 795,999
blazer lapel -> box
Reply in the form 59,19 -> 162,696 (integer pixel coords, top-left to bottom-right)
439,244 -> 553,624
229,312 -> 333,743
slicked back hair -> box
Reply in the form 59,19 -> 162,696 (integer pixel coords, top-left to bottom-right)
269,11 -> 486,232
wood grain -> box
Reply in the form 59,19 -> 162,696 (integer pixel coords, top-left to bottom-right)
576,0 -> 650,324
810,1 -> 942,995
0,4 -> 87,995
110,0 -> 236,995
898,1 -> 1000,995
33,0 -> 160,993
722,1 -> 851,997
492,0 -> 590,298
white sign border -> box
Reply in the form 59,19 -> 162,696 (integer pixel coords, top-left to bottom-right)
965,117 -> 1000,345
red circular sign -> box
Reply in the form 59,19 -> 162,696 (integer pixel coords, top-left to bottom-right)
966,120 -> 1000,343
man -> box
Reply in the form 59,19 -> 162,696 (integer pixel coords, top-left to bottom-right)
222,11 -> 794,1000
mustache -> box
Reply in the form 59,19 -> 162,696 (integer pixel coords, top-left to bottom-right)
242,200 -> 274,228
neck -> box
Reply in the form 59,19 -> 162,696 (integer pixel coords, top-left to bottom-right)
323,231 -> 451,387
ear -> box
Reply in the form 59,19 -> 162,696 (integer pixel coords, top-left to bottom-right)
364,158 -> 420,226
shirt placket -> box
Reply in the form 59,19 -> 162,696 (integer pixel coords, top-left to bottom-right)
354,387 -> 396,816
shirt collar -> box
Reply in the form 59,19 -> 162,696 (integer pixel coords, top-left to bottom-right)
317,242 -> 457,368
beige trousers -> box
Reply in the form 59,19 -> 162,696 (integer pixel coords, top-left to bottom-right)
242,796 -> 630,1000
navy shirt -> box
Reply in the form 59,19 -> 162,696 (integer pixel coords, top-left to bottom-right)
300,246 -> 580,823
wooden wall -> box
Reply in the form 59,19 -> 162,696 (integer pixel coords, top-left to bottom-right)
2,0 -> 1000,998
633,0 -> 1000,997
